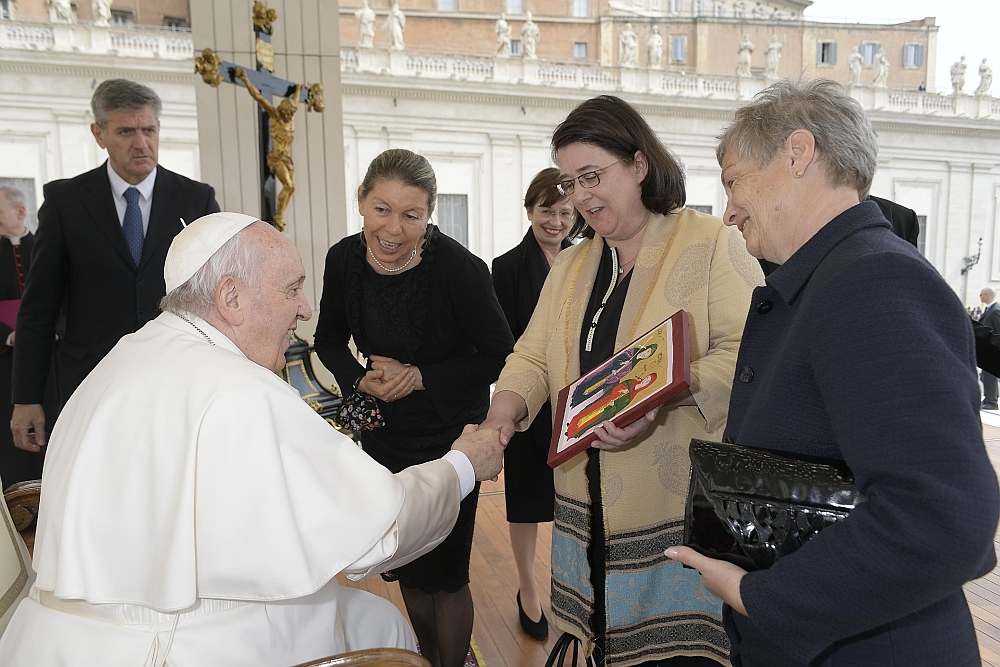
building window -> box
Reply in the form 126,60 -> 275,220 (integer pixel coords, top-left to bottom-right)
904,44 -> 925,68
689,205 -> 712,215
916,215 -> 926,255
671,36 -> 685,63
511,39 -> 521,55
571,0 -> 589,17
438,0 -> 456,10
111,9 -> 134,25
574,42 -> 587,58
0,0 -> 13,20
651,0 -> 660,9
860,42 -> 878,66
506,0 -> 523,14
714,2 -> 726,17
817,41 -> 837,66
163,16 -> 189,30
693,0 -> 705,16
670,0 -> 684,12
437,195 -> 469,248
0,178 -> 38,231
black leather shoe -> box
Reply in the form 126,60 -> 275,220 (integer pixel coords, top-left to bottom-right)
983,403 -> 998,410
517,591 -> 549,641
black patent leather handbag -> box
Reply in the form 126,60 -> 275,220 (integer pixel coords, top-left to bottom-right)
684,439 -> 864,571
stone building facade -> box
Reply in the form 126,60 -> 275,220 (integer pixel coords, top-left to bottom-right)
2,1 -> 999,308
338,0 -> 936,89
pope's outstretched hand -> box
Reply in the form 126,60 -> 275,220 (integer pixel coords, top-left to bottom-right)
451,424 -> 504,481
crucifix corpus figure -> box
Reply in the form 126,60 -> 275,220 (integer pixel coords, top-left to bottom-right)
234,68 -> 300,232
193,1 -> 323,233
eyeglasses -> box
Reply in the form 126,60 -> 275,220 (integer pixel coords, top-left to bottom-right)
556,159 -> 625,196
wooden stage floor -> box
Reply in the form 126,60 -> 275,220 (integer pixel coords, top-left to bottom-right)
340,426 -> 1000,667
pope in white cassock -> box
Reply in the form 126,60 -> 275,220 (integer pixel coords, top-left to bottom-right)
0,212 -> 504,666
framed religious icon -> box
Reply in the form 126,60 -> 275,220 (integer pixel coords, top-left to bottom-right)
548,310 -> 691,468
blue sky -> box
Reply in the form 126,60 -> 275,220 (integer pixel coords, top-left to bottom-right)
804,1 -> 998,94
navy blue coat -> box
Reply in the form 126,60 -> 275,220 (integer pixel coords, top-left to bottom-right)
723,201 -> 999,666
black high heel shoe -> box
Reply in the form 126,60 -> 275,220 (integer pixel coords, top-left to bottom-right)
517,591 -> 549,641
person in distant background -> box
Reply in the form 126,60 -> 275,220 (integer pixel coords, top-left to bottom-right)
0,186 -> 56,485
491,167 -> 583,641
979,286 -> 1000,410
11,78 -> 219,455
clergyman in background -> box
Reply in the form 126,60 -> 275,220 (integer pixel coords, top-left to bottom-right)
0,186 -> 57,485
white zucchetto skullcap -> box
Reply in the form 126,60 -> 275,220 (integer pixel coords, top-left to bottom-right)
164,212 -> 259,292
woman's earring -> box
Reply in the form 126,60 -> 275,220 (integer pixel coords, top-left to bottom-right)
794,170 -> 803,178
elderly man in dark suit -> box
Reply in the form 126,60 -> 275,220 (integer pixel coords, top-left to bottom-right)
11,79 -> 220,453
979,287 -> 1000,409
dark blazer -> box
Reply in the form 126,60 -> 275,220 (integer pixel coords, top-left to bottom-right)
870,195 -> 919,248
974,317 -> 1000,375
13,162 -> 219,405
980,301 -> 1000,333
491,230 -> 571,340
724,201 -> 998,666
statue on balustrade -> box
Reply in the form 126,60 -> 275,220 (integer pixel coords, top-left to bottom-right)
734,0 -> 747,19
384,1 -> 406,51
951,55 -> 968,94
356,0 -> 376,48
49,0 -> 76,23
521,12 -> 540,60
764,35 -> 782,80
495,13 -> 512,58
976,59 -> 993,97
736,34 -> 754,78
873,47 -> 889,88
619,23 -> 638,68
91,0 -> 111,27
847,46 -> 863,87
646,26 -> 663,69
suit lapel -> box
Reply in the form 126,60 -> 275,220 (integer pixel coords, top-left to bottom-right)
981,303 -> 998,323
142,168 -> 182,269
81,163 -> 135,268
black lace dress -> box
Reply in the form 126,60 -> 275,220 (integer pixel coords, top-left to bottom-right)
314,226 -> 514,593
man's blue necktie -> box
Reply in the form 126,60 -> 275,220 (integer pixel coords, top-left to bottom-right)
123,186 -> 144,267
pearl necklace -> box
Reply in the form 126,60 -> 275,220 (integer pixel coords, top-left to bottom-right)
180,314 -> 216,346
369,243 -> 418,273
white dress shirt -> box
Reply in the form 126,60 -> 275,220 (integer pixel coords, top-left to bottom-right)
105,162 -> 157,234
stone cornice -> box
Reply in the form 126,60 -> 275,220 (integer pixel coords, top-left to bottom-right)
871,118 -> 1000,140
0,59 -> 192,83
341,76 -> 737,119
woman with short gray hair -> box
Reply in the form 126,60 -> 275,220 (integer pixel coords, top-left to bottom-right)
669,79 -> 998,666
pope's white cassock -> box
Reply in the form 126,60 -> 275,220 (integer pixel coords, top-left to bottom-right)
0,310 -> 468,665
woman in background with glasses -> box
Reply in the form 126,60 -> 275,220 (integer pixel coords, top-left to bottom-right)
482,96 -> 762,666
491,168 -> 585,642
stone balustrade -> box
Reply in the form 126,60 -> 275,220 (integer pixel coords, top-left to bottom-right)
0,18 -> 192,60
340,45 -> 1000,121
